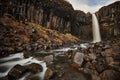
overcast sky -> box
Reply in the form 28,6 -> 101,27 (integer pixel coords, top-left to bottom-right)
67,0 -> 119,13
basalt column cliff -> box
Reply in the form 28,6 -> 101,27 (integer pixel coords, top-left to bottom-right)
96,1 -> 120,39
0,0 -> 74,33
0,0 -> 92,40
72,10 -> 92,40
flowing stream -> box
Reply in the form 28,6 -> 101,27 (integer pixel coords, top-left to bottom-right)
0,44 -> 88,80
0,53 -> 47,80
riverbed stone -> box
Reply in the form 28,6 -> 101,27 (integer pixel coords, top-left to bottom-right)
94,58 -> 107,73
26,76 -> 41,80
8,64 -> 27,79
26,63 -> 43,73
106,57 -> 114,64
45,68 -> 54,80
44,55 -> 54,63
71,52 -> 84,68
100,70 -> 120,80
88,53 -> 96,60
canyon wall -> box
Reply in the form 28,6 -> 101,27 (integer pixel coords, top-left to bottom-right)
0,0 -> 74,33
96,1 -> 120,39
72,10 -> 92,40
0,0 -> 92,40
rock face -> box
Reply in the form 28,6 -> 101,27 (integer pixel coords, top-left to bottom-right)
8,64 -> 27,79
0,0 -> 74,33
72,11 -> 92,40
0,0 -> 92,40
96,1 -> 120,39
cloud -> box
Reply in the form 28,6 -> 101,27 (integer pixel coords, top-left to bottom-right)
67,0 -> 119,13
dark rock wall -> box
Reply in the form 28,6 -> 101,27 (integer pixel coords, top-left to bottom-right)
96,1 -> 120,39
0,0 -> 74,33
0,0 -> 92,40
72,10 -> 92,40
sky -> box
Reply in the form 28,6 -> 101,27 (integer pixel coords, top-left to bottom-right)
67,0 -> 119,13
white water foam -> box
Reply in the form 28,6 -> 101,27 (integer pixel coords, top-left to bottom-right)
52,47 -> 77,52
0,52 -> 24,61
0,53 -> 47,80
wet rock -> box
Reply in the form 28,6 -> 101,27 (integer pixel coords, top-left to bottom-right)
101,51 -> 106,57
94,58 -> 107,73
108,62 -> 120,71
5,47 -> 14,54
15,46 -> 23,52
106,57 -> 114,64
44,45 -> 49,50
71,52 -> 84,68
45,68 -> 54,80
44,55 -> 54,63
84,62 -> 94,69
88,53 -> 96,60
112,45 -> 120,54
83,68 -> 92,74
26,63 -> 43,74
0,76 -> 9,80
55,53 -> 68,63
23,52 -> 32,58
63,68 -> 92,80
105,46 -> 120,57
105,48 -> 113,57
100,70 -> 120,80
8,64 -> 27,79
26,76 -> 41,80
92,73 -> 101,80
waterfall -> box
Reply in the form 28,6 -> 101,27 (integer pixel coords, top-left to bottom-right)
92,14 -> 101,43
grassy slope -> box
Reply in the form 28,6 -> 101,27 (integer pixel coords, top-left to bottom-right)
0,14 -> 78,48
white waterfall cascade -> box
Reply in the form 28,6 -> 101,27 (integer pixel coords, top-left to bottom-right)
92,13 -> 101,43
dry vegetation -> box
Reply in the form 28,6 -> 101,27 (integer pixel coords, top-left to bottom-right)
27,22 -> 78,44
0,14 -> 78,48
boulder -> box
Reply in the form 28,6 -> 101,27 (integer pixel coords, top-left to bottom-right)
105,45 -> 120,57
15,46 -> 23,52
26,76 -> 41,80
106,57 -> 114,64
23,52 -> 32,58
88,53 -> 96,60
100,70 -> 120,80
45,68 -> 54,80
8,64 -> 27,79
94,58 -> 107,73
44,55 -> 54,63
26,63 -> 43,74
71,52 -> 84,68
112,45 -> 120,54
105,48 -> 113,57
55,54 -> 68,63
